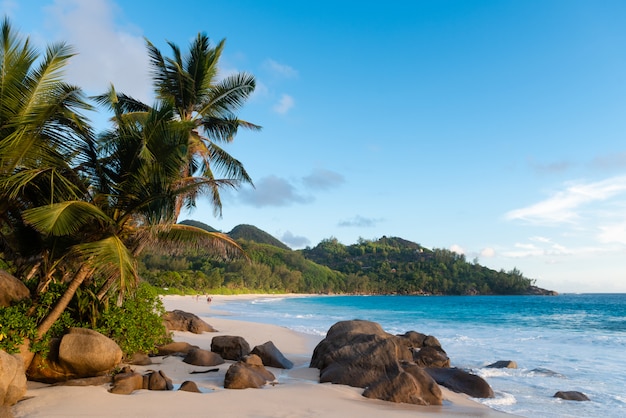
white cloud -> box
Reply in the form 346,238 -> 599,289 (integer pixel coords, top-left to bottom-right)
273,94 -> 295,114
449,244 -> 465,255
44,0 -> 151,102
480,247 -> 496,258
263,59 -> 298,78
597,221 -> 626,245
505,175 -> 626,225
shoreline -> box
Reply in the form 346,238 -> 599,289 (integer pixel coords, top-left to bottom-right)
12,294 -> 514,417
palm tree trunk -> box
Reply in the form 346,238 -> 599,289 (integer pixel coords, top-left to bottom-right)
35,264 -> 92,340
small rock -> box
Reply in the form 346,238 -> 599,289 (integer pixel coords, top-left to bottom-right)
250,341 -> 293,369
155,342 -> 199,356
183,348 -> 225,367
554,391 -> 590,401
211,335 -> 251,361
109,372 -> 143,395
179,381 -> 202,393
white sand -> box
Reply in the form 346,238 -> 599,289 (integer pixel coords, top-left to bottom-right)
12,295 -> 514,417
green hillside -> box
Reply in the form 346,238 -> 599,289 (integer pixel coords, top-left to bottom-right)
141,222 -> 550,295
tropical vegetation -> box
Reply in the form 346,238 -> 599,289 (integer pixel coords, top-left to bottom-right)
0,19 -> 257,360
140,223 -> 539,296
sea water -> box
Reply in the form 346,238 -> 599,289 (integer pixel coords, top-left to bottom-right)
209,294 -> 626,418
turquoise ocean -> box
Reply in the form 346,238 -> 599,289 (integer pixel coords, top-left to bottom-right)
210,294 -> 626,418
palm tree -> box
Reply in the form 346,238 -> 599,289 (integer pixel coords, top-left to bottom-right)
0,17 -> 94,287
146,33 -> 261,217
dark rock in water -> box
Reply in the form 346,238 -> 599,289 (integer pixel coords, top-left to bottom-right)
163,310 -> 216,334
554,391 -> 590,401
183,348 -> 225,367
530,368 -> 565,378
424,367 -> 494,398
310,320 -> 443,405
224,354 -> 275,389
179,381 -> 202,393
487,360 -> 517,369
251,341 -> 293,369
211,335 -> 251,361
524,285 -> 558,296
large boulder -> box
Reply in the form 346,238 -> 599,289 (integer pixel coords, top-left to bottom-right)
310,320 -> 442,405
424,367 -> 494,398
0,270 -> 30,308
183,348 -> 225,367
224,354 -> 275,389
413,346 -> 450,368
0,350 -> 27,407
211,335 -> 250,361
250,341 -> 293,369
27,328 -> 122,383
163,310 -> 216,334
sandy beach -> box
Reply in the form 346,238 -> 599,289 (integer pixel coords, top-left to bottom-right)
12,295 -> 513,417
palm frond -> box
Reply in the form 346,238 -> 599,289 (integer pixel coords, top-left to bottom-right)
22,201 -> 113,236
150,223 -> 245,260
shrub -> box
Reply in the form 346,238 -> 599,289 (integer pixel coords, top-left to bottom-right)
95,283 -> 171,356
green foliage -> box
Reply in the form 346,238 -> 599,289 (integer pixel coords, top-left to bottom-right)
94,283 -> 171,356
140,228 -> 539,296
0,302 -> 37,354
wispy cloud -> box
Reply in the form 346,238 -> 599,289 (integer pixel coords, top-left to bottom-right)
263,59 -> 298,79
450,244 -> 465,255
505,176 -> 626,225
338,216 -> 383,228
302,168 -> 345,190
527,158 -> 572,175
597,221 -> 626,245
280,231 -> 310,248
237,175 -> 312,207
273,94 -> 295,114
591,152 -> 626,170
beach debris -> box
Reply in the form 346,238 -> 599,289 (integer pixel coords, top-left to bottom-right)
0,350 -> 27,408
179,381 -> 202,393
310,319 -> 443,405
224,354 -> 276,389
250,341 -> 294,369
189,368 -> 219,374
424,367 -> 494,398
554,391 -> 590,401
183,348 -> 225,367
162,310 -> 217,334
487,360 -> 517,369
27,328 -> 122,383
211,335 -> 251,361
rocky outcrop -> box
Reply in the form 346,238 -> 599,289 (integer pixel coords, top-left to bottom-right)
224,354 -> 275,389
310,320 -> 442,405
27,328 -> 122,383
250,341 -> 293,369
211,335 -> 250,361
0,350 -> 27,408
396,331 -> 450,368
554,391 -> 590,401
524,285 -> 558,296
163,310 -> 216,334
0,270 -> 30,307
183,348 -> 225,367
109,370 -> 173,394
424,367 -> 494,398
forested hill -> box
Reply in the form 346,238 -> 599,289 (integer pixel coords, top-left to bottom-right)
141,222 -> 555,295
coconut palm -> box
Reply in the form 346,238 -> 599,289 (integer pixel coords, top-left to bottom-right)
146,33 -> 261,217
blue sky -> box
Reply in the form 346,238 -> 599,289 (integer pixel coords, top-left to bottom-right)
4,0 -> 626,292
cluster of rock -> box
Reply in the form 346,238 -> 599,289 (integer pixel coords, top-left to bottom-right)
0,302 -> 591,416
310,319 -> 492,405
